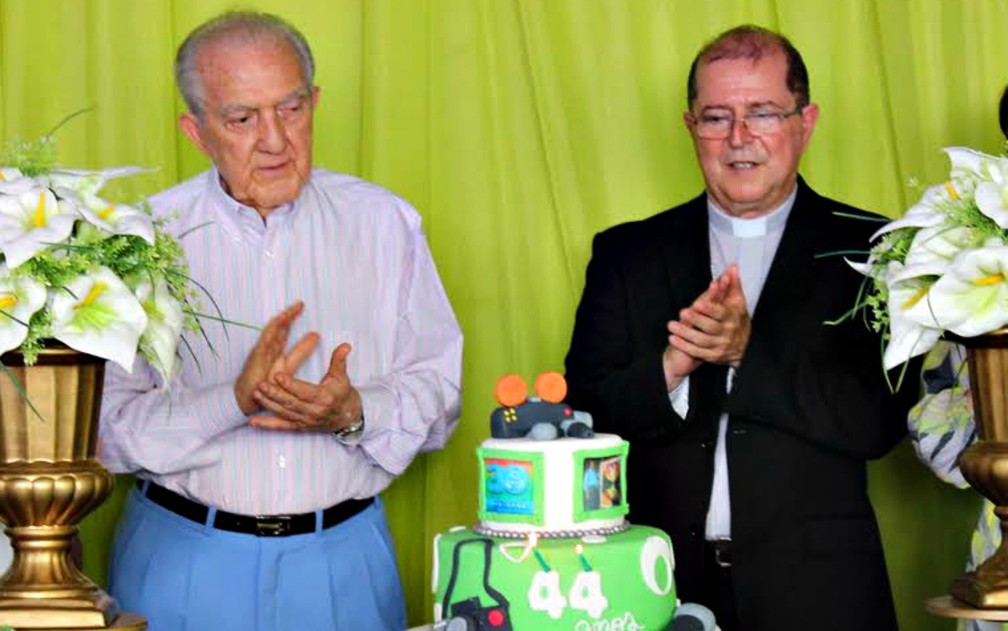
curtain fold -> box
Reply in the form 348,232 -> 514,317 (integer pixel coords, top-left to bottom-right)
1,1 -> 1004,628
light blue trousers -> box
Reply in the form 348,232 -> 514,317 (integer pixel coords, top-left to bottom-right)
108,486 -> 407,631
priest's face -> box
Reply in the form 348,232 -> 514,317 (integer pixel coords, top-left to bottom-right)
684,51 -> 818,218
179,37 -> 319,218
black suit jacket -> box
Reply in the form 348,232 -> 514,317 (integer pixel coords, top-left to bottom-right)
564,178 -> 919,631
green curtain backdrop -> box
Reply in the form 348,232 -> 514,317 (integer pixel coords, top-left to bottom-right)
1,1 -> 1006,629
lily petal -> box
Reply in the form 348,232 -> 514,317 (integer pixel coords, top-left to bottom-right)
916,246 -> 1008,337
41,166 -> 153,198
0,168 -> 39,196
871,185 -> 949,241
976,181 -> 1008,229
50,267 -> 148,371
0,265 -> 47,355
134,276 -> 184,384
892,225 -> 980,282
945,147 -> 991,179
57,188 -> 155,244
883,275 -> 943,370
0,188 -> 78,269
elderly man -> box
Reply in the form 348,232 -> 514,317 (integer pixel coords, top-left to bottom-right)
99,11 -> 462,631
564,25 -> 919,631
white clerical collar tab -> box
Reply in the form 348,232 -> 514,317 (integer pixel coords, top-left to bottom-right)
706,189 -> 796,238
731,216 -> 767,238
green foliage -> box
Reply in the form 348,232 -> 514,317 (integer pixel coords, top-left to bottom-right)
0,136 -> 57,176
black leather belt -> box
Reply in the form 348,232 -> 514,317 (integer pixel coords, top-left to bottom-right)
135,479 -> 373,537
705,538 -> 733,568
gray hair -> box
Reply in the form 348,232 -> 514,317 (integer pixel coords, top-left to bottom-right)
175,11 -> 315,119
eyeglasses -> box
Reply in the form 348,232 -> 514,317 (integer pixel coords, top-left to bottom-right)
689,106 -> 804,139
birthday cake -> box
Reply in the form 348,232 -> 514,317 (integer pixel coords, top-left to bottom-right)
432,372 -> 682,631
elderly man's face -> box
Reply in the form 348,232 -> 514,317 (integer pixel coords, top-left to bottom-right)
179,38 -> 319,217
684,51 -> 818,218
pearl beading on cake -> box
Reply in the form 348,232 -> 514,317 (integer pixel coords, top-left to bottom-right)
474,521 -> 631,539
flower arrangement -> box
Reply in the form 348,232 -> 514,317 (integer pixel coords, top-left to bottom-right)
0,128 -> 198,387
849,147 -> 1008,372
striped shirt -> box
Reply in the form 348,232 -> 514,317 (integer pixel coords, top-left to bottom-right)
98,168 -> 463,514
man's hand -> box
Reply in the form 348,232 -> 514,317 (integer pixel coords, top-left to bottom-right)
662,272 -> 730,389
667,264 -> 751,367
235,302 -> 310,415
249,343 -> 363,433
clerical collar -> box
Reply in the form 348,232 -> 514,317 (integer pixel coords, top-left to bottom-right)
706,188 -> 797,238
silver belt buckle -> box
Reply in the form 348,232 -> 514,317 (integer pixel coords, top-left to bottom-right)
255,515 -> 292,536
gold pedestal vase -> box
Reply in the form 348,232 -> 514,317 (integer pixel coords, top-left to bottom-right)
0,344 -> 145,630
950,330 -> 1008,608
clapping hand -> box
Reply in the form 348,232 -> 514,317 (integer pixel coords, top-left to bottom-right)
250,342 -> 363,433
662,264 -> 751,389
667,264 -> 751,368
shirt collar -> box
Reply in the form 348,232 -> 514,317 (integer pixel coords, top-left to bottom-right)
706,187 -> 796,238
205,167 -> 299,240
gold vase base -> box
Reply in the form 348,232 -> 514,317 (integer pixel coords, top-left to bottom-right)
7,612 -> 148,631
951,572 -> 1008,608
0,590 -> 119,629
926,595 -> 1008,621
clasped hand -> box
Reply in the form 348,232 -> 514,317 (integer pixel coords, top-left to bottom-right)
234,301 -> 363,433
662,264 -> 751,389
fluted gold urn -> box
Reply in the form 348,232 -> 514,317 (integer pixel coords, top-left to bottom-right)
0,344 -> 145,630
949,330 -> 1008,608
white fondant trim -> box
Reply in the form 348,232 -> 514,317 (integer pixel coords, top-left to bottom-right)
480,434 -> 627,534
499,538 -> 534,564
640,535 -> 675,596
431,532 -> 442,593
475,521 -> 629,539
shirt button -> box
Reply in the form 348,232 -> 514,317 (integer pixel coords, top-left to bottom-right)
277,455 -> 286,469
265,250 -> 274,259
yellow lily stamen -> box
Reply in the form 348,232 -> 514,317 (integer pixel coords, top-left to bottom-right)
97,205 -> 115,220
0,171 -> 5,181
974,274 -> 1005,286
33,191 -> 47,228
0,295 -> 17,310
944,181 -> 959,201
75,282 -> 108,310
901,286 -> 929,310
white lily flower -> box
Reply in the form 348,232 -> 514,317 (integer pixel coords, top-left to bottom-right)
0,168 -> 39,196
0,265 -> 47,355
845,257 -> 875,278
134,276 -> 184,384
871,185 -> 950,241
50,267 -> 147,372
945,147 -> 991,179
41,166 -> 152,198
892,225 -> 980,282
0,187 -> 78,269
916,246 -> 1008,338
976,180 -> 1008,229
881,264 -> 943,370
56,187 -> 155,244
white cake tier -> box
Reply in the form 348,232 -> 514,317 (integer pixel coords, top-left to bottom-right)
478,433 -> 628,536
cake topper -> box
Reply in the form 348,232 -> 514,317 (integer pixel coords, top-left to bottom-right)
490,372 -> 594,440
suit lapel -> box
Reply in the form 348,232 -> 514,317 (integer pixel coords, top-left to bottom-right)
752,178 -> 822,325
661,193 -> 728,431
663,193 -> 712,307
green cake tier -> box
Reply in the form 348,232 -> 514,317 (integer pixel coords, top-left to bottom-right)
433,525 -> 677,630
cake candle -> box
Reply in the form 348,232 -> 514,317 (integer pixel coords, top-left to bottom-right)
532,548 -> 551,572
530,533 -> 551,572
575,544 -> 593,572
